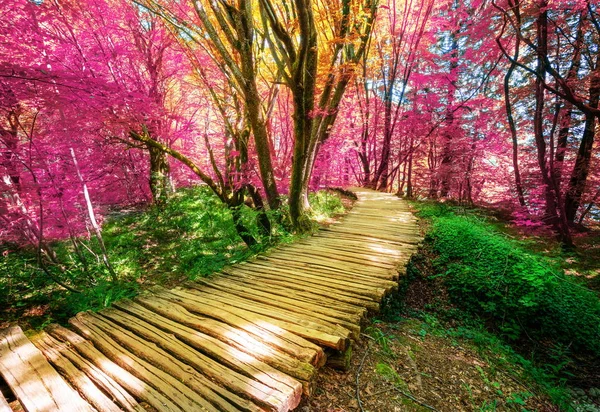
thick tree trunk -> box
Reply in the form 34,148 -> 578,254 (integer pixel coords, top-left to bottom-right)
564,58 -> 600,222
439,32 -> 459,198
147,143 -> 172,207
288,0 -> 318,232
373,97 -> 394,190
246,184 -> 271,237
229,204 -> 257,247
533,3 -> 572,246
0,111 -> 21,191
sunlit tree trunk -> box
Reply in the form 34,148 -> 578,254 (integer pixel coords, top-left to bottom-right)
565,56 -> 600,222
499,13 -> 527,208
147,143 -> 172,207
532,1 -> 572,246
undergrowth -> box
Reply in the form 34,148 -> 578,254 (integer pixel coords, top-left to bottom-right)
392,200 -> 600,410
0,186 -> 347,328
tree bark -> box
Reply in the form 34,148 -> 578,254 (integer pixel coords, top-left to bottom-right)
564,58 -> 600,222
532,2 -> 572,246
147,143 -> 172,207
500,18 -> 526,207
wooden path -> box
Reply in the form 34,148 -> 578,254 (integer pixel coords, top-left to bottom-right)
0,189 -> 420,412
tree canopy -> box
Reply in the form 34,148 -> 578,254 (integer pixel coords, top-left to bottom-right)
1,0 -> 599,247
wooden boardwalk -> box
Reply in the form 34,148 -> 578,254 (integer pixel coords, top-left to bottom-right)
0,189 -> 420,412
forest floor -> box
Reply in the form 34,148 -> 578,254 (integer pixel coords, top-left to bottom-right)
299,200 -> 600,412
299,319 -> 558,412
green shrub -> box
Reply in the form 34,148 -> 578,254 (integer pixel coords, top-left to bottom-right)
309,190 -> 346,217
418,206 -> 600,354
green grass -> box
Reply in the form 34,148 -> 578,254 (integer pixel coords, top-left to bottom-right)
412,201 -> 600,354
0,186 -> 348,328
396,200 -> 600,409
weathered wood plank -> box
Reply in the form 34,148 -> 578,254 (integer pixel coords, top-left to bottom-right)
224,268 -> 380,312
219,271 -> 368,316
276,244 -> 398,270
0,391 -> 12,412
204,276 -> 364,324
291,241 -> 401,265
258,252 -> 400,284
231,265 -> 381,308
40,327 -> 142,412
193,279 -> 361,340
111,299 -> 309,399
70,316 -> 213,412
250,261 -> 389,299
152,287 -> 327,365
171,286 -> 350,350
31,332 -> 124,412
320,228 -> 420,245
47,324 -> 182,412
74,312 -> 272,412
264,249 -> 396,275
0,326 -> 91,412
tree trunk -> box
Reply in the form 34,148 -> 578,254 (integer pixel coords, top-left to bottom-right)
564,73 -> 599,222
147,143 -> 172,207
439,31 -> 459,198
406,149 -> 414,198
533,2 -> 572,246
229,204 -> 257,247
288,0 -> 318,232
246,184 -> 271,237
502,29 -> 526,207
0,111 -> 21,191
70,148 -> 118,281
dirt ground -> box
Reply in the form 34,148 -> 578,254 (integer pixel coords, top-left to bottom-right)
297,319 -> 558,412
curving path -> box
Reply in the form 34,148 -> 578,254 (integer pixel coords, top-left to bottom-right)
0,189 -> 420,412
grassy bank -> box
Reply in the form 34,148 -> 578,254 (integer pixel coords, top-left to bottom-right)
397,200 -> 600,410
0,186 -> 348,329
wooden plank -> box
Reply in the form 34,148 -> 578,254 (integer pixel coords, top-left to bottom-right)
39,328 -> 142,412
70,316 -> 215,412
265,249 -> 396,275
109,300 -> 309,400
164,287 -> 349,350
150,287 -> 326,365
31,332 -> 123,412
264,250 -> 398,280
291,242 -> 401,266
47,324 -> 183,412
206,276 -> 364,324
0,391 -> 11,412
74,312 -> 273,412
308,235 -> 409,255
232,265 -> 381,307
0,326 -> 92,412
321,227 -> 420,245
224,268 -> 380,312
334,219 -> 419,233
193,279 -> 361,340
251,261 -> 389,299
277,244 -> 398,270
316,227 -> 413,242
219,271 -> 368,316
260,252 -> 399,284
